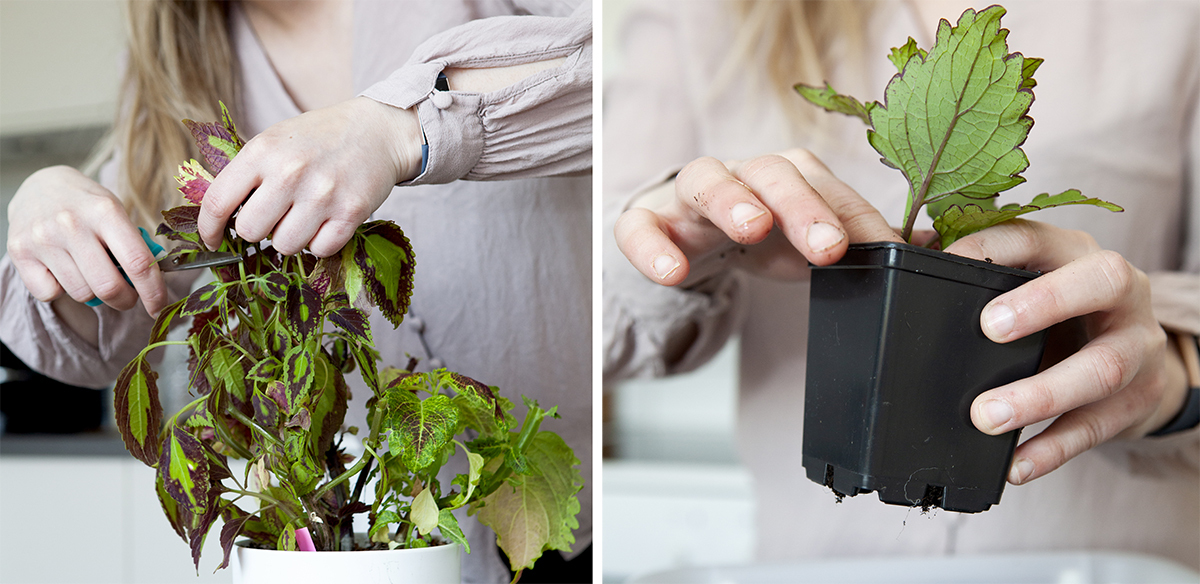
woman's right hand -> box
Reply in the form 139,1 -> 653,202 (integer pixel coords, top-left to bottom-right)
613,148 -> 901,286
7,166 -> 167,316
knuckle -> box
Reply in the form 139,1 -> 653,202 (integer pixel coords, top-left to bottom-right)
1022,379 -> 1062,421
1093,250 -> 1134,299
120,253 -> 155,280
1089,343 -> 1131,392
53,210 -> 80,231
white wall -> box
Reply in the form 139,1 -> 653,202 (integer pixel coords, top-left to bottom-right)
0,0 -> 125,135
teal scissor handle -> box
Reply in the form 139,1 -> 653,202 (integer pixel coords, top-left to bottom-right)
85,227 -> 165,307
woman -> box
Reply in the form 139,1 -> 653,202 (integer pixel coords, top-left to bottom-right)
605,0 -> 1197,568
2,1 -> 592,581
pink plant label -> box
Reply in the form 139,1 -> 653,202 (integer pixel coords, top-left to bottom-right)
295,527 -> 316,552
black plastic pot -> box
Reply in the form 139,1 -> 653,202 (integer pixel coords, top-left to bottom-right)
802,242 -> 1047,513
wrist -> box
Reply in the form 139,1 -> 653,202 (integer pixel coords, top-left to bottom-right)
1147,332 -> 1200,437
356,96 -> 423,184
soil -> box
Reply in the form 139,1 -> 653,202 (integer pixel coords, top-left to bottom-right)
919,485 -> 945,513
823,465 -> 846,504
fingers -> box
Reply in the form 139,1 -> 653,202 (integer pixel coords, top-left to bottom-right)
725,155 -> 848,265
944,219 -> 1099,273
776,149 -> 901,246
102,223 -> 167,315
613,207 -> 689,285
198,162 -> 261,250
1001,382 -> 1159,484
979,250 -> 1145,343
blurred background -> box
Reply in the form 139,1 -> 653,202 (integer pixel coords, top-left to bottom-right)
601,1 -> 756,582
0,2 -> 230,582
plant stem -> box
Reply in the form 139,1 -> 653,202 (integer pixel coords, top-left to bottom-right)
227,409 -> 282,447
231,489 -> 302,524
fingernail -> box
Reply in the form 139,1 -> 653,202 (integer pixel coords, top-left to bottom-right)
730,202 -> 765,228
652,254 -> 680,281
806,221 -> 845,253
1009,457 -> 1034,484
980,399 -> 1014,432
982,303 -> 1016,339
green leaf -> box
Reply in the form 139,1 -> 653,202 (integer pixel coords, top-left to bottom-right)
285,282 -> 322,340
1020,57 -> 1043,90
329,306 -> 371,346
412,487 -> 439,536
888,37 -> 927,72
181,282 -> 227,316
866,6 -> 1034,237
158,426 -> 211,520
472,432 -> 582,572
247,356 -> 282,383
369,510 -> 401,542
174,159 -> 214,205
277,523 -> 298,551
437,509 -> 470,553
114,355 -> 163,466
352,221 -> 415,328
382,389 -> 459,472
148,298 -> 186,345
257,273 -> 290,302
206,342 -> 249,403
794,82 -> 874,126
282,345 -> 316,414
934,189 -> 1123,248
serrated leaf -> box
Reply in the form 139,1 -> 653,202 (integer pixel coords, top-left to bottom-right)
437,509 -> 470,553
369,510 -> 401,542
308,351 -> 347,455
257,273 -> 290,302
161,205 -> 202,233
183,104 -> 243,176
888,37 -> 927,72
794,82 -> 874,126
1020,57 -> 1043,90
329,306 -> 371,346
247,356 -> 282,383
156,471 -> 186,542
867,6 -> 1034,237
114,355 -> 163,466
277,524 -> 297,551
266,380 -> 288,411
285,282 -> 321,340
352,221 -> 415,328
382,389 -> 458,471
182,282 -> 227,316
412,487 -> 439,536
158,426 -> 211,520
148,298 -> 186,345
282,345 -> 315,413
935,189 -> 1124,248
252,389 -> 280,429
473,432 -> 582,571
218,506 -> 253,570
175,159 -> 214,204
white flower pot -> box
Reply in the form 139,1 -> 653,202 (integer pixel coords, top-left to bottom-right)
232,539 -> 461,584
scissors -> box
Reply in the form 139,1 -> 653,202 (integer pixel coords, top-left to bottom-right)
85,227 -> 243,307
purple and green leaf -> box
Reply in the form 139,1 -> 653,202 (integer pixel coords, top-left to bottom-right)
114,355 -> 163,466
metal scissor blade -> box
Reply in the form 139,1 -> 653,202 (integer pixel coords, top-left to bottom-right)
158,251 -> 244,272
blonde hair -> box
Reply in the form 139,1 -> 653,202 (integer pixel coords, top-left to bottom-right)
719,0 -> 869,131
84,0 -> 239,230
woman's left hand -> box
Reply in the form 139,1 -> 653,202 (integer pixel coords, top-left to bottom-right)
946,220 -> 1188,485
197,96 -> 423,257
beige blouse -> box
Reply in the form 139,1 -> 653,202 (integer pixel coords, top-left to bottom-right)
1,2 -> 592,581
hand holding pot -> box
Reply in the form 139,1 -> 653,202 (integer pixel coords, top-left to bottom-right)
947,220 -> 1189,485
197,96 -> 423,258
613,148 -> 902,286
6,166 -> 168,317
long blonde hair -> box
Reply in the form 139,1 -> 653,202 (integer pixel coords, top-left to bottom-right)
720,1 -> 869,130
84,0 -> 239,230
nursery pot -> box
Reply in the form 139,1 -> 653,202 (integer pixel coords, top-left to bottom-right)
232,537 -> 460,584
802,242 -> 1047,513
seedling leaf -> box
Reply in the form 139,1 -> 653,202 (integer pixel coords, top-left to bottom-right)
934,189 -> 1124,247
793,82 -> 874,126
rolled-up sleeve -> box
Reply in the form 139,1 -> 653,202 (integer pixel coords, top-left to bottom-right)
359,1 -> 591,185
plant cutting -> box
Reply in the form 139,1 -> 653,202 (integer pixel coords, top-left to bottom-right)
113,104 -> 582,581
793,5 -> 1121,512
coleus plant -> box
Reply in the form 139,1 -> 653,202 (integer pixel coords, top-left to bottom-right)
796,4 -> 1122,248
113,103 -> 582,576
